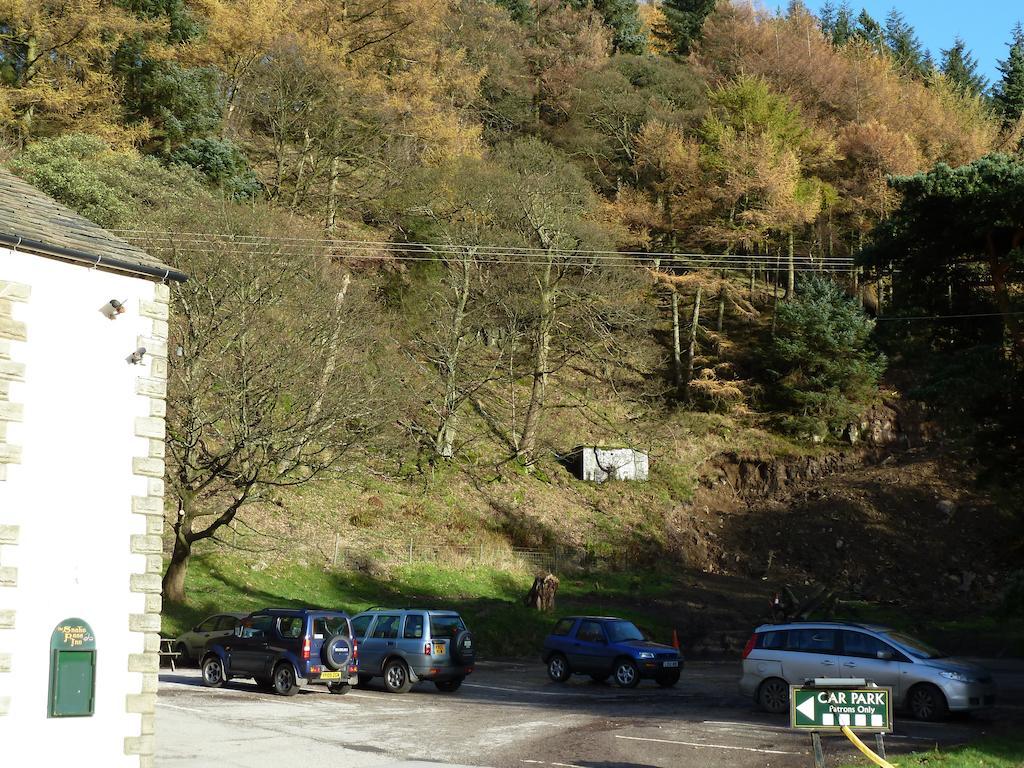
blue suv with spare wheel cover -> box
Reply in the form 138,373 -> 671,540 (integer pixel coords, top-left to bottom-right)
200,608 -> 358,696
542,616 -> 682,688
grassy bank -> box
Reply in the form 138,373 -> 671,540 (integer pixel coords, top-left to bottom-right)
161,552 -> 696,658
841,737 -> 1024,768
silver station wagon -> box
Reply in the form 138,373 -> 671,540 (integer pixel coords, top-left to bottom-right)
350,608 -> 476,693
740,621 -> 996,721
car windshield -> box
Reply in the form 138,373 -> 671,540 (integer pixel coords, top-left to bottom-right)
881,630 -> 945,659
429,615 -> 466,638
605,621 -> 644,643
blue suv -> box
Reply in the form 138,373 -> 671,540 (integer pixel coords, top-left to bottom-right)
542,616 -> 682,688
201,608 -> 357,696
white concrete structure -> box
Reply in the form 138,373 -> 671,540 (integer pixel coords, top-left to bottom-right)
0,169 -> 183,766
571,446 -> 649,483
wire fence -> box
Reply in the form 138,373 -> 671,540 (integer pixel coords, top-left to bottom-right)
179,524 -> 561,575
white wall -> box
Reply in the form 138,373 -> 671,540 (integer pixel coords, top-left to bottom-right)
0,247 -> 156,763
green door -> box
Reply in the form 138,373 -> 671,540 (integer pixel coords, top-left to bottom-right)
49,618 -> 97,717
51,651 -> 96,717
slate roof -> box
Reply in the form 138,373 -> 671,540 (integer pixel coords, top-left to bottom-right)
0,167 -> 185,282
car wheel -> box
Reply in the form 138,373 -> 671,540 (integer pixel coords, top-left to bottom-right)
272,663 -> 299,696
656,670 -> 681,688
589,673 -> 609,684
908,684 -> 949,722
328,682 -> 352,695
356,674 -> 373,688
757,678 -> 789,714
614,659 -> 640,689
435,678 -> 463,693
201,656 -> 225,688
255,676 -> 274,691
175,643 -> 192,667
383,659 -> 413,694
547,654 -> 571,683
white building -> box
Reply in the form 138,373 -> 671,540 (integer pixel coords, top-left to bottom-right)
0,169 -> 185,766
568,446 -> 649,483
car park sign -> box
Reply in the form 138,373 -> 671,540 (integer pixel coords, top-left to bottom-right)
790,685 -> 893,733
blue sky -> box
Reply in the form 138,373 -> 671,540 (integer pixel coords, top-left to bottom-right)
813,1 -> 1023,88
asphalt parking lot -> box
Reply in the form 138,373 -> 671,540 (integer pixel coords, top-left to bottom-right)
156,659 -> 1024,768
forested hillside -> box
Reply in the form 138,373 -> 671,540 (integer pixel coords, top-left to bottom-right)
2,1 -> 1021,616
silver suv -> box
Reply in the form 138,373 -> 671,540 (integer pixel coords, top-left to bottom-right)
740,621 -> 995,721
351,609 -> 476,693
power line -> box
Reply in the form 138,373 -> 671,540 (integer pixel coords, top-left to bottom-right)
876,311 -> 1024,322
121,246 -> 849,272
113,230 -> 855,272
112,230 -> 858,265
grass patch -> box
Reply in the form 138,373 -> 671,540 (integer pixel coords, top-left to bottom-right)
840,737 -> 1024,768
162,552 -> 685,657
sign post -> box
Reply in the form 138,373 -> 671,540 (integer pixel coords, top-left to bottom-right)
791,685 -> 893,732
790,680 -> 893,768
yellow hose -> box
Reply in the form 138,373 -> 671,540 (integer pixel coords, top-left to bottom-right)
841,725 -> 898,768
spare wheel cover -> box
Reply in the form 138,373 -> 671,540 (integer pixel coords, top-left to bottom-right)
323,635 -> 352,670
453,630 -> 476,663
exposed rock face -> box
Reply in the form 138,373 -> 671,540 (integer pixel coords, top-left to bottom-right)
705,451 -> 869,499
705,399 -> 940,500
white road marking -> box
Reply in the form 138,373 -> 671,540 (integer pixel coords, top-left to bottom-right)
615,734 -> 802,756
463,683 -> 620,700
701,720 -> 791,733
157,702 -> 205,713
520,761 -> 585,768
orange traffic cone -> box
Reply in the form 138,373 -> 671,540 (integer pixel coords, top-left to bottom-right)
671,629 -> 680,649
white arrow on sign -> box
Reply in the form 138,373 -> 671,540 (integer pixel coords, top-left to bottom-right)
796,696 -> 816,721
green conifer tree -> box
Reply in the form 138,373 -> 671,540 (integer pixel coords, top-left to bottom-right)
588,0 -> 647,54
656,0 -> 717,57
853,10 -> 886,54
940,37 -> 989,98
994,23 -> 1024,125
819,0 -> 855,47
492,0 -> 534,23
884,9 -> 932,78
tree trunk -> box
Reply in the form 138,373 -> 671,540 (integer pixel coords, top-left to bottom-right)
671,289 -> 682,387
16,35 -> 38,143
518,261 -> 554,463
771,252 -> 781,337
162,527 -> 192,605
686,285 -> 702,384
716,283 -> 726,333
303,276 -> 352,434
524,573 -> 560,612
435,254 -> 473,459
289,130 -> 313,210
327,156 -> 341,234
784,231 -> 795,300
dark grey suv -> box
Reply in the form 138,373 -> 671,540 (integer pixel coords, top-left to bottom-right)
201,608 -> 358,696
351,609 -> 476,693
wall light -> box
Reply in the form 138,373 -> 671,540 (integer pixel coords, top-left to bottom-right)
126,347 -> 147,365
100,299 -> 126,320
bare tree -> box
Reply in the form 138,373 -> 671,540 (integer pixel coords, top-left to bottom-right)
148,205 -> 394,603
